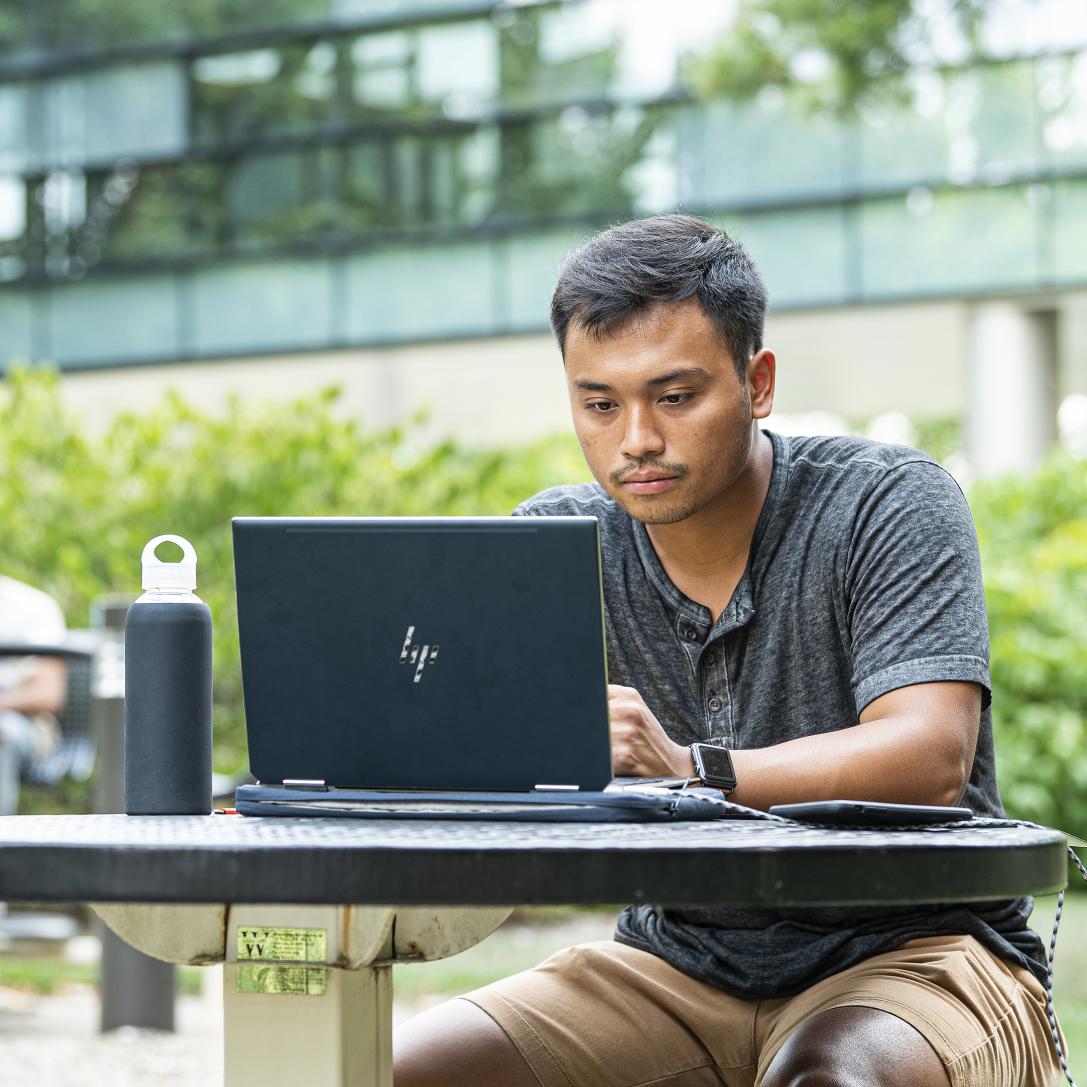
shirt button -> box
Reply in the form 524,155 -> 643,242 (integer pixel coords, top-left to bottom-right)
708,696 -> 723,713
704,652 -> 717,667
684,627 -> 699,642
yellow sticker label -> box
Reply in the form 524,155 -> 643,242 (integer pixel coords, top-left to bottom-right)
236,927 -> 327,963
236,964 -> 328,996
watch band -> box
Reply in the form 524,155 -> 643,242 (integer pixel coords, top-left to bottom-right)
691,743 -> 737,795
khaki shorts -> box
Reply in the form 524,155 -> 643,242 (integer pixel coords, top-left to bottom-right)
461,935 -> 1064,1087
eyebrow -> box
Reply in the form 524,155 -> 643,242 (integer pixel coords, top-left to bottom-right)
572,366 -> 711,393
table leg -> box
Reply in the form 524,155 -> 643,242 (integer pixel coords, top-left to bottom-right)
224,904 -> 396,1087
224,958 -> 392,1085
93,901 -> 513,1087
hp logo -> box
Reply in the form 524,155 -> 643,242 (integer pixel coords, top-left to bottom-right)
400,626 -> 439,683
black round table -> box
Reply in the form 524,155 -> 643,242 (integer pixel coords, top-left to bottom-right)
0,812 -> 1067,906
0,813 -> 1068,1087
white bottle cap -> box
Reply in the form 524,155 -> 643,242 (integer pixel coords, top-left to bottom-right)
141,535 -> 198,591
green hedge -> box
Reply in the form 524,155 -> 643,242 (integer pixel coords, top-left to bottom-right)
973,454 -> 1087,835
1,368 -> 588,774
4,369 -> 1085,836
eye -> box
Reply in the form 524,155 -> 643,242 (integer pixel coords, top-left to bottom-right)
585,400 -> 616,413
659,392 -> 693,406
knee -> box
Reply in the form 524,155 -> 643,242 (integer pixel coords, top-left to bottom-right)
394,997 -> 535,1087
759,1007 -> 950,1087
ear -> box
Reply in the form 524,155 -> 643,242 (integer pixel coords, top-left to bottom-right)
747,349 -> 776,420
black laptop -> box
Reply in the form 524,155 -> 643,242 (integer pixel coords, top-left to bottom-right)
232,515 -> 613,791
231,516 -> 730,821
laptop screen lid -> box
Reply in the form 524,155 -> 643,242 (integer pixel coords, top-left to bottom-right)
232,516 -> 612,792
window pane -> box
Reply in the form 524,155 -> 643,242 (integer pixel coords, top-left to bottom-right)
0,84 -> 30,174
424,127 -> 498,225
859,61 -> 1038,190
713,207 -> 849,308
226,149 -> 339,246
192,259 -> 334,355
343,140 -> 397,230
192,43 -> 337,144
685,94 -> 850,207
1052,179 -> 1087,280
94,162 -> 224,264
501,5 -> 617,109
1038,52 -> 1087,170
417,21 -> 498,115
344,241 -> 497,341
47,62 -> 189,168
858,186 -> 1041,297
351,31 -> 415,116
497,107 -> 657,219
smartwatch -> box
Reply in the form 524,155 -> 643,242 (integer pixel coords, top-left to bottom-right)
691,743 -> 737,795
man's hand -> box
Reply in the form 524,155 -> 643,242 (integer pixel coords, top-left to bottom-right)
607,684 -> 694,778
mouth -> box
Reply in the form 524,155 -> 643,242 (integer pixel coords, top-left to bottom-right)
621,475 -> 680,495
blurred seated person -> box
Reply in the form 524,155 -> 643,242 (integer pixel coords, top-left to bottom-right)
0,574 -> 66,815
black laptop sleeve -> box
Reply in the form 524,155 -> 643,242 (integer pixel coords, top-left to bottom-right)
235,783 -> 738,822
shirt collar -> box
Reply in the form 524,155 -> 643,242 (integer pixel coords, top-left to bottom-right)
630,429 -> 789,639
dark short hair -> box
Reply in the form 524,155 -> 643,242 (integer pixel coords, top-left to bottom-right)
550,214 -> 767,376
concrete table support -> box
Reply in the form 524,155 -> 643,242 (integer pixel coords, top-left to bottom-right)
93,901 -> 510,1087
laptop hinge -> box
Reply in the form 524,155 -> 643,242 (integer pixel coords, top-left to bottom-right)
282,779 -> 329,791
534,784 -> 580,791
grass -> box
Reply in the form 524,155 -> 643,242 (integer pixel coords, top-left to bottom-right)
0,957 -> 203,997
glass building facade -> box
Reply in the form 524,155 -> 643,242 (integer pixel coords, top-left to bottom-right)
1,0 -> 1086,370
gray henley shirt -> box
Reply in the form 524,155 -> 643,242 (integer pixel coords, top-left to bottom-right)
514,429 -> 1045,999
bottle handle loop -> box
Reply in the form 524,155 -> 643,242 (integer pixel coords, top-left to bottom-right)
141,534 -> 198,591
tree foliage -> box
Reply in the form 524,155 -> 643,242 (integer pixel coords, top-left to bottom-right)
691,0 -> 987,113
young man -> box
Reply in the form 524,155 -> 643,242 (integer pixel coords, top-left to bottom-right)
395,215 -> 1061,1086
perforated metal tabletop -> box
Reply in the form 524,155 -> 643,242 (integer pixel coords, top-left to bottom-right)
0,814 -> 1067,907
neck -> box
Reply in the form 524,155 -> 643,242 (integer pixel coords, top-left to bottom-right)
645,428 -> 774,582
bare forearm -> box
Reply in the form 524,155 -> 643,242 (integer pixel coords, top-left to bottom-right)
0,662 -> 66,716
728,715 -> 970,811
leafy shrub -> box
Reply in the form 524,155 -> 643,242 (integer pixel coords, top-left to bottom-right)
0,367 -> 587,775
972,454 -> 1087,835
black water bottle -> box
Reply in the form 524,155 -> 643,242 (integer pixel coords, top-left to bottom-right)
124,534 -> 213,815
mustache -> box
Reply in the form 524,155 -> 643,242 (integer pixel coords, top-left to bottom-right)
610,460 -> 690,485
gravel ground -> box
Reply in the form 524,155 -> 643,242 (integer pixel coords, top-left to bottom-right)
0,968 -> 224,1087
0,970 -> 447,1086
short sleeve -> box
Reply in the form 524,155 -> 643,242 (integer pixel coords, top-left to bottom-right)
845,461 -> 991,713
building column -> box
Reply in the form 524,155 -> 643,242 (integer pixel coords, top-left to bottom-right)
966,302 -> 1058,478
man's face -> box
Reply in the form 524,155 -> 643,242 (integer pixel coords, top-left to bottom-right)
564,299 -> 771,526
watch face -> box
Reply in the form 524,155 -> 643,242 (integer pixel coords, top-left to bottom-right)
695,744 -> 735,786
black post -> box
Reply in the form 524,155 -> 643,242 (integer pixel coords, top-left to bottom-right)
91,595 -> 177,1033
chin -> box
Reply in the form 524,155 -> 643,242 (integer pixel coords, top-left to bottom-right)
616,496 -> 698,526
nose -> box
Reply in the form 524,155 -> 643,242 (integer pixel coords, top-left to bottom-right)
620,405 -> 665,462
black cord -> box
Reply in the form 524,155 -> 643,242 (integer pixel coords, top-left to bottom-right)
1046,846 -> 1087,1086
